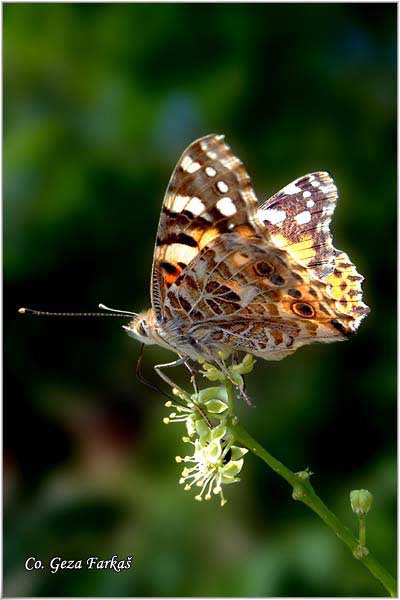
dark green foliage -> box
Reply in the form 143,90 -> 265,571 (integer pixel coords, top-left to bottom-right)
4,4 -> 396,596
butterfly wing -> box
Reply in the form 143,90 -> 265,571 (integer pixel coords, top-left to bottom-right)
150,139 -> 368,363
164,232 -> 369,361
151,134 -> 263,320
258,170 -> 369,328
259,172 -> 337,279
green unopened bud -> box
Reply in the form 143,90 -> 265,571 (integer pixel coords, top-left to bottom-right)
201,363 -> 224,381
296,467 -> 314,480
231,353 -> 255,375
350,489 -> 373,515
230,446 -> 249,460
222,459 -> 244,479
210,424 -> 227,440
195,419 -> 210,438
196,386 -> 228,405
205,399 -> 228,414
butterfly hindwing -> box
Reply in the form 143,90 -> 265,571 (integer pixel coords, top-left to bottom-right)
259,172 -> 337,279
164,232 -> 365,361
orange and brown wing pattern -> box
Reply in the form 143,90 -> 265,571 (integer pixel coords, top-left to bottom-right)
258,171 -> 369,333
151,134 -> 263,320
163,233 -> 368,361
259,172 -> 337,279
145,135 -> 369,364
325,249 -> 369,332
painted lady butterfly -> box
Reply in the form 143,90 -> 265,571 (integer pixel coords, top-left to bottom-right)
124,134 -> 369,382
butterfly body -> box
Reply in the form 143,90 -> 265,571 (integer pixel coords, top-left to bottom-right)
125,135 -> 369,365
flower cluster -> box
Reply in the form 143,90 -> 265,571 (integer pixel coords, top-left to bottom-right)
163,354 -> 255,506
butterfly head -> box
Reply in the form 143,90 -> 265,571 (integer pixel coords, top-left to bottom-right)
123,309 -> 157,346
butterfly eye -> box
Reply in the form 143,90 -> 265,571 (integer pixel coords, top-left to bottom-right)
291,302 -> 315,318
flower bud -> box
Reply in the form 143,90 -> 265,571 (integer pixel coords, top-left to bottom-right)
210,424 -> 226,441
201,363 -> 224,381
221,458 -> 244,480
195,419 -> 210,438
231,353 -> 255,375
230,446 -> 249,460
196,386 -> 228,405
205,399 -> 228,414
350,489 -> 373,515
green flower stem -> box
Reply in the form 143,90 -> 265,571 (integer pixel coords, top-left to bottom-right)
359,512 -> 367,548
231,422 -> 397,597
225,378 -> 234,414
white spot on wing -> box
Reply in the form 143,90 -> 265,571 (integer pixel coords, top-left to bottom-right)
320,184 -> 336,194
181,155 -> 201,173
165,243 -> 197,266
186,196 -> 205,216
187,161 -> 201,173
303,191 -> 312,198
216,197 -> 237,216
220,156 -> 240,169
283,182 -> 301,195
206,167 -> 216,177
311,180 -> 320,188
170,195 -> 189,212
295,210 -> 312,225
259,208 -> 286,225
217,181 -> 229,193
306,199 -> 315,208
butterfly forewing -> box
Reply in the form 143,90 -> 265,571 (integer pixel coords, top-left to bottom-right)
151,134 -> 263,321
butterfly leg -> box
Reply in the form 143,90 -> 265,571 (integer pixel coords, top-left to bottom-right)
230,353 -> 253,406
154,357 -> 188,396
184,360 -> 199,395
239,376 -> 254,407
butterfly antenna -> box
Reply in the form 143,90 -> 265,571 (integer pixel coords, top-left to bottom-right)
98,303 -> 138,317
18,307 -> 132,319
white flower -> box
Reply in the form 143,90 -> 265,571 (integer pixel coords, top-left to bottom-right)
176,437 -> 248,506
162,386 -> 228,438
163,374 -> 252,506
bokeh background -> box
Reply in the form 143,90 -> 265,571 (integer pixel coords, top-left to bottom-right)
4,3 -> 396,597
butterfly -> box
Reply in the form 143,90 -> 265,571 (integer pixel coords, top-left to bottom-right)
123,134 -> 369,387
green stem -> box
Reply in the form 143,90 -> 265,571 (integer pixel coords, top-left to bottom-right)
232,422 -> 397,597
359,513 -> 367,548
225,377 -> 234,415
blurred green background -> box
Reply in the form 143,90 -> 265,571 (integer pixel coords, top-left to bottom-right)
4,3 -> 396,597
